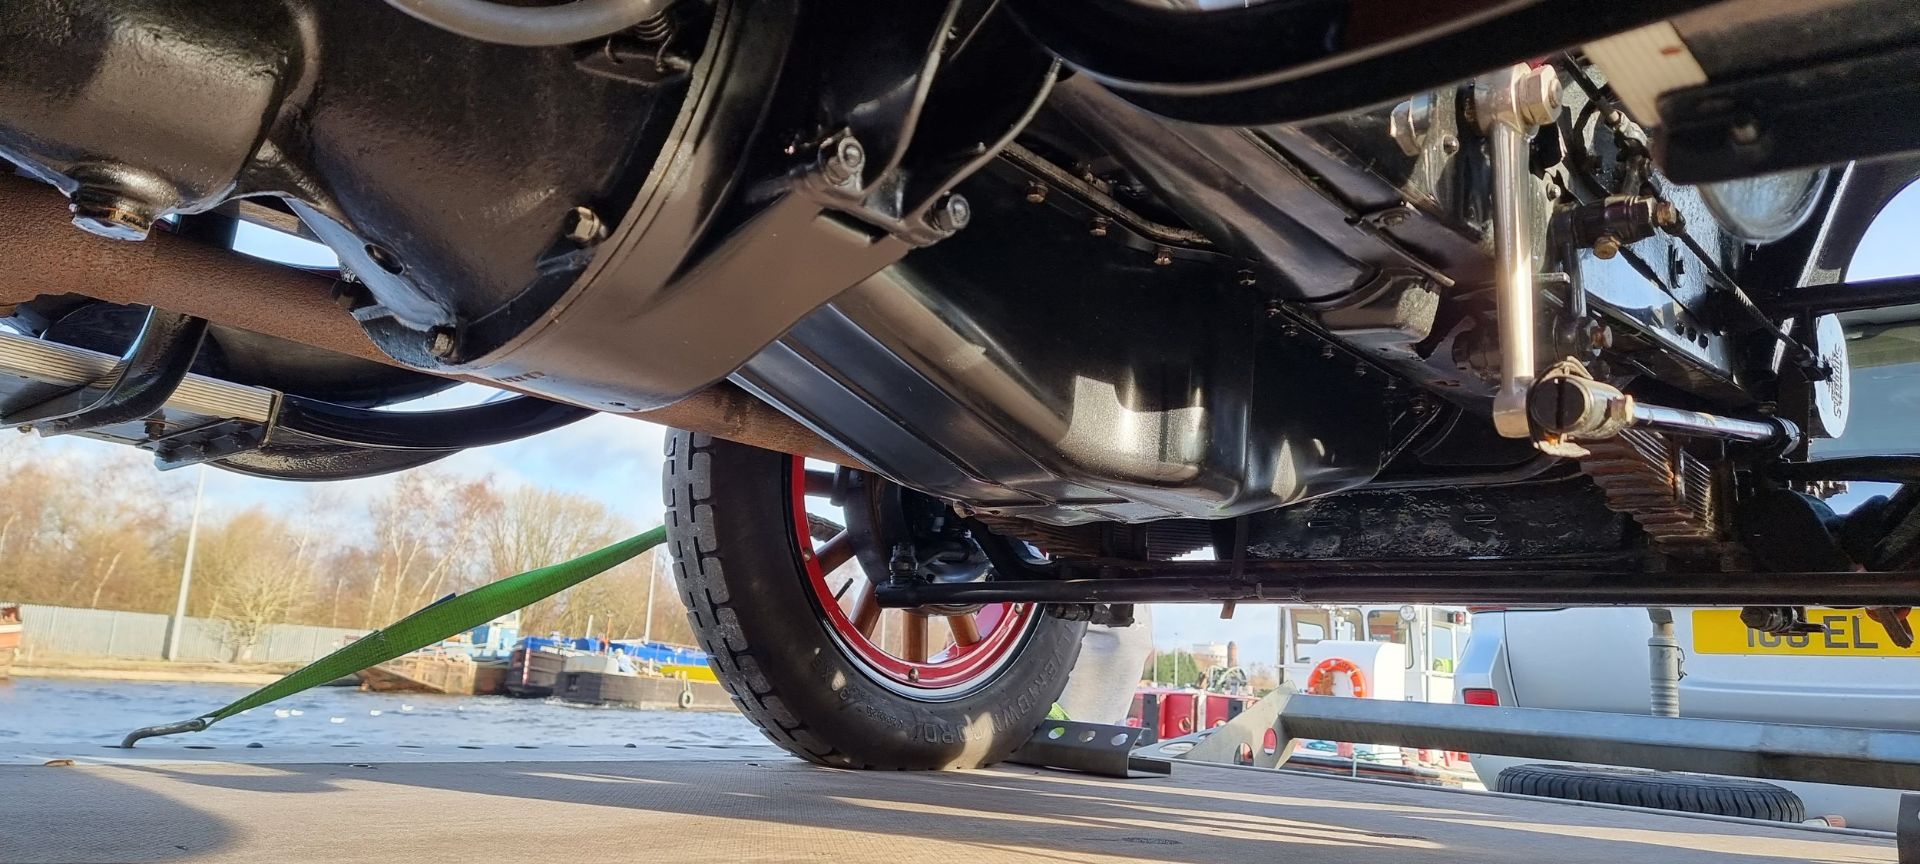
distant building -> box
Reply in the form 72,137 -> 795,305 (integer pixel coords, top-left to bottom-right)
1190,642 -> 1228,671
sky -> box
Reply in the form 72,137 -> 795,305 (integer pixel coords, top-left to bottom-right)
29,179 -> 1920,669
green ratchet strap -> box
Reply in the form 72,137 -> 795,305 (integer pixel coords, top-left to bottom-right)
120,525 -> 667,748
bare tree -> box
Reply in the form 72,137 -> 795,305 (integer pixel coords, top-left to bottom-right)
360,471 -> 496,627
198,510 -> 317,661
480,486 -> 627,636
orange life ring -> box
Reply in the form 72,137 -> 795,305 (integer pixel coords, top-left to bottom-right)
1305,658 -> 1368,698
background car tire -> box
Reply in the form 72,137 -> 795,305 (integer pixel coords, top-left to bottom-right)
1495,763 -> 1806,822
663,430 -> 1083,769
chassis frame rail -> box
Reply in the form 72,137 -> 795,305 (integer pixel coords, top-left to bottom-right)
874,562 -> 1920,607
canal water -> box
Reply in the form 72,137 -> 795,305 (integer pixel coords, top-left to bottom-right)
0,677 -> 763,750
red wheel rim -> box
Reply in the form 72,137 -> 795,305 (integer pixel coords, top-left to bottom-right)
789,456 -> 1036,696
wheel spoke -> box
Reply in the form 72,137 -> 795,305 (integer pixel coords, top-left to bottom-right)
947,613 -> 981,647
903,613 -> 929,663
851,583 -> 882,638
814,531 -> 855,574
804,468 -> 838,498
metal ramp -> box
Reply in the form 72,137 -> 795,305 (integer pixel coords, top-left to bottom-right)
1152,688 -> 1920,862
0,744 -> 1900,863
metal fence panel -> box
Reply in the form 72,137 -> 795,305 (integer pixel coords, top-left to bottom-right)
1,601 -> 366,663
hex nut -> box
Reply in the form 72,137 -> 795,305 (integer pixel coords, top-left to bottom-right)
932,194 -> 971,232
1515,66 -> 1563,126
428,328 -> 458,359
563,206 -> 607,247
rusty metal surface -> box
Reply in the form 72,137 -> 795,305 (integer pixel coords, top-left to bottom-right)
0,174 -> 859,466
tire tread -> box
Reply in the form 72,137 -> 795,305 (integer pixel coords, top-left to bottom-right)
1495,763 -> 1806,822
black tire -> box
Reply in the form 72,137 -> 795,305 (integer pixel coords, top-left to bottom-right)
662,430 -> 1083,769
1495,763 -> 1806,822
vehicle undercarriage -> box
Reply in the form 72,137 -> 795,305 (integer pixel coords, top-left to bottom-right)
3,0 -> 1919,767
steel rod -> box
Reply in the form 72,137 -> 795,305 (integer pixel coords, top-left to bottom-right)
1276,694 -> 1920,791
1629,401 -> 1782,444
1769,274 -> 1920,318
1489,119 -> 1536,438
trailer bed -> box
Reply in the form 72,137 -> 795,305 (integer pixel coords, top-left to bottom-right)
0,744 -> 1896,863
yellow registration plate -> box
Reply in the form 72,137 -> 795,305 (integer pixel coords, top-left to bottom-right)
1692,608 -> 1920,657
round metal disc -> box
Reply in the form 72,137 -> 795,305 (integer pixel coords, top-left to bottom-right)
1808,313 -> 1851,440
1699,168 -> 1829,244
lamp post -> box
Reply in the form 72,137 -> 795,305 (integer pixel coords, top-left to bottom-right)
162,467 -> 207,661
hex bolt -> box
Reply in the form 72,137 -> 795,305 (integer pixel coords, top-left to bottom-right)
69,188 -> 156,242
1088,216 -> 1110,237
821,136 -> 866,186
1514,65 -> 1563,126
1319,345 -> 1337,360
428,327 -> 458,359
1025,182 -> 1049,205
1152,246 -> 1173,266
563,206 -> 607,247
931,193 -> 971,232
1730,119 -> 1761,146
1354,364 -> 1368,377
1592,234 -> 1622,260
1237,270 -> 1257,287
1279,323 -> 1301,338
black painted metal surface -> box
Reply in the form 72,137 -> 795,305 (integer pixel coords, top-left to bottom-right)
1006,0 -> 1732,126
2,308 -> 209,433
737,164 -> 1404,524
1008,719 -> 1170,779
873,561 -> 1920,608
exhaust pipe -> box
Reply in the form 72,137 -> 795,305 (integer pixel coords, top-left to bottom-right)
0,173 -> 859,466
